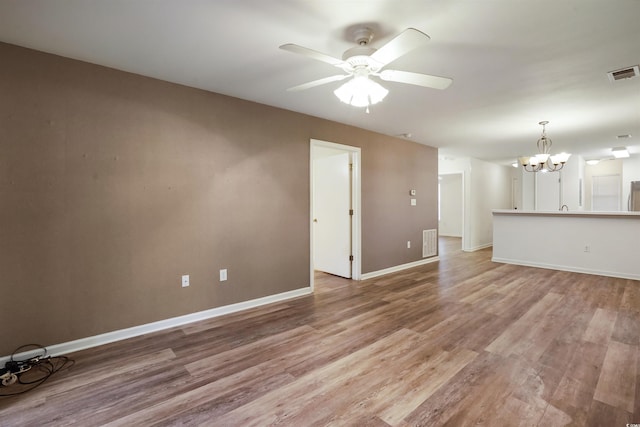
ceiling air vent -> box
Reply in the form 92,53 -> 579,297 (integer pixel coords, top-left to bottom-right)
607,65 -> 639,82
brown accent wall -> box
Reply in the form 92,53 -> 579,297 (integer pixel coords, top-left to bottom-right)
0,42 -> 438,356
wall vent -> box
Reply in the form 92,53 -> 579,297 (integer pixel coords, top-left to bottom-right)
607,65 -> 639,82
422,229 -> 438,258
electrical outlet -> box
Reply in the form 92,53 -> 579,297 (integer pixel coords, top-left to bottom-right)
220,269 -> 228,282
407,241 -> 411,249
181,274 -> 189,287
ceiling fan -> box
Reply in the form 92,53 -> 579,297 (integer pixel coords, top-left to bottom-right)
280,27 -> 453,108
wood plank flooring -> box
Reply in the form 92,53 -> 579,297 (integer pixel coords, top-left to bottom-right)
1,237 -> 639,426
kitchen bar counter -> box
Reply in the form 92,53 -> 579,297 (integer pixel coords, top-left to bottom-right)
493,209 -> 640,218
492,209 -> 640,280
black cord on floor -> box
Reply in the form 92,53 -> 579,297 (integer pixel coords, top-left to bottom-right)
0,344 -> 75,397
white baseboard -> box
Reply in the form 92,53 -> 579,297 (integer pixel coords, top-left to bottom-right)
361,256 -> 440,280
0,287 -> 312,363
464,243 -> 493,252
492,257 -> 640,281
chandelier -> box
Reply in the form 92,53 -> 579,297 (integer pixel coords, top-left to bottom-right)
518,121 -> 571,172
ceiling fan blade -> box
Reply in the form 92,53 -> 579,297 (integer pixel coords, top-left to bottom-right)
379,69 -> 452,90
287,74 -> 350,92
370,28 -> 431,68
280,43 -> 346,67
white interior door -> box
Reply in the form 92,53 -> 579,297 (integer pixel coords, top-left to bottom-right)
313,152 -> 351,278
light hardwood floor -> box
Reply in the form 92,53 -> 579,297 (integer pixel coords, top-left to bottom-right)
1,237 -> 639,426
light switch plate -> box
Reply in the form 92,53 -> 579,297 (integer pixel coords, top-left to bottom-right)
410,198 -> 417,206
181,274 -> 189,287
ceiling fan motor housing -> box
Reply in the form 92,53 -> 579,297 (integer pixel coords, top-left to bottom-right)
342,47 -> 381,72
342,27 -> 380,69
352,27 -> 374,45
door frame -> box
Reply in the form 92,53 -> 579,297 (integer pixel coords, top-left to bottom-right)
310,139 -> 362,290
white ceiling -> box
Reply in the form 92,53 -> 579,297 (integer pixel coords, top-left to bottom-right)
1,0 -> 639,164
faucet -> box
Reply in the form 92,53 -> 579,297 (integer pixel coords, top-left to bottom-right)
560,204 -> 569,211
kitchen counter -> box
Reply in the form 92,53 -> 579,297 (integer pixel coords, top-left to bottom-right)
492,209 -> 640,280
493,209 -> 640,218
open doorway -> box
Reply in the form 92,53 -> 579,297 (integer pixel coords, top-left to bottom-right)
438,173 -> 464,252
310,139 -> 361,291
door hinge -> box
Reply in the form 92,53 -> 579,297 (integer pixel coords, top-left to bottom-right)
349,163 -> 353,171
349,255 -> 354,261
349,209 -> 354,216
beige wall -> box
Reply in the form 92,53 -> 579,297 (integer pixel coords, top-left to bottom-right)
0,42 -> 438,356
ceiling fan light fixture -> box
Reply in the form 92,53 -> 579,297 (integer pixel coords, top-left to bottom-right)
333,75 -> 388,108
